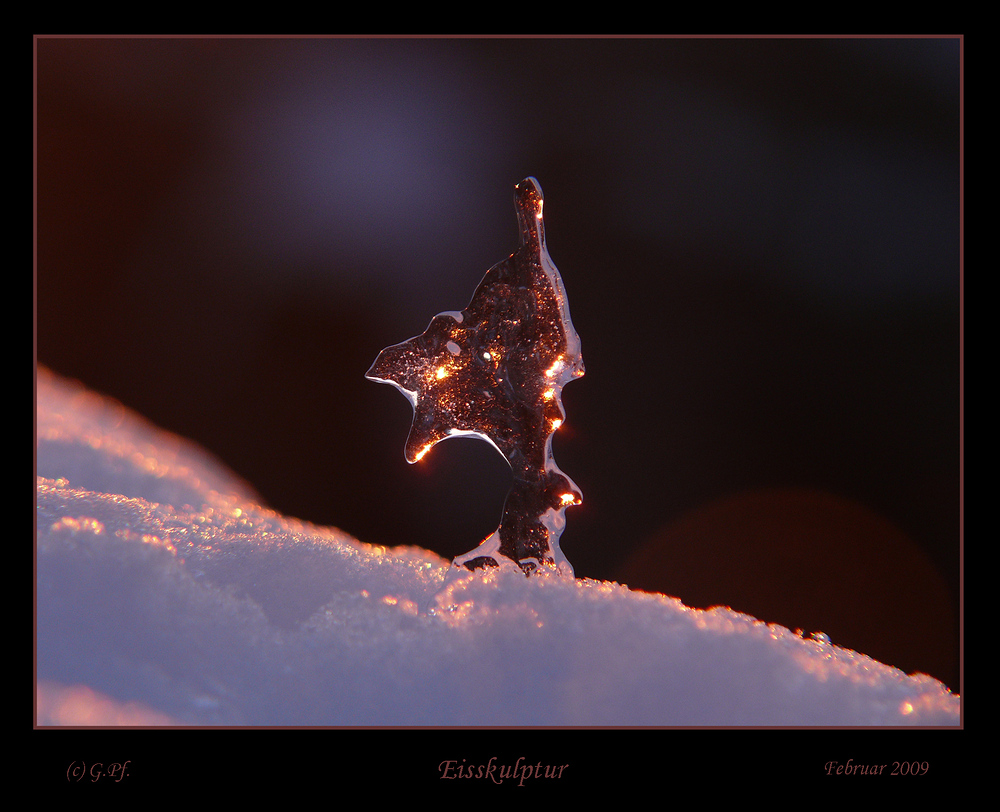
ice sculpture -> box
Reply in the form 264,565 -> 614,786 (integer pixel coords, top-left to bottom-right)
367,177 -> 584,576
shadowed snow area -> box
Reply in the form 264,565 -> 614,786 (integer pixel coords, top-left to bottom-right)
36,367 -> 959,726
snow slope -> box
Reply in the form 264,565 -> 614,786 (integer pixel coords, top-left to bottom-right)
35,367 -> 959,725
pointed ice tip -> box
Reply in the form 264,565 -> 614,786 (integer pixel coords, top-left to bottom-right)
515,177 -> 543,207
514,177 -> 545,247
517,176 -> 542,193
364,353 -> 390,384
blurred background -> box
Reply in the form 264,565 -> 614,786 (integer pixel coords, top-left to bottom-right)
36,37 -> 961,690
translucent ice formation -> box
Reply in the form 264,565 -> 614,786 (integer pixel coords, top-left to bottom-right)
366,178 -> 584,576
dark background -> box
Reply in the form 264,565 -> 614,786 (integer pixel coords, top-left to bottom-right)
36,37 -> 961,691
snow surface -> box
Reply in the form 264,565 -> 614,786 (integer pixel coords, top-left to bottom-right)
35,367 -> 960,726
